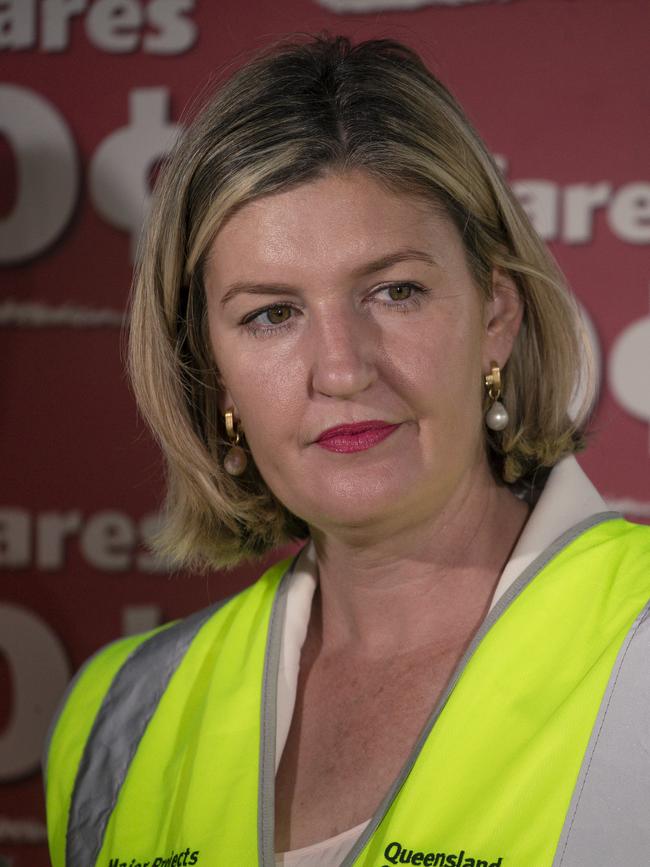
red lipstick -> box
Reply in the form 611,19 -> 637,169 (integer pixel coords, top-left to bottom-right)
315,420 -> 400,453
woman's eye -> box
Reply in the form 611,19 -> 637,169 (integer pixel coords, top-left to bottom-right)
374,282 -> 425,306
265,305 -> 292,324
386,284 -> 414,302
242,303 -> 296,333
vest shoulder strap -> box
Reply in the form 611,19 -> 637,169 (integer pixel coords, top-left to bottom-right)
554,589 -> 650,861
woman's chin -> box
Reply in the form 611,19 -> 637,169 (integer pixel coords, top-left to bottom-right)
291,477 -> 423,538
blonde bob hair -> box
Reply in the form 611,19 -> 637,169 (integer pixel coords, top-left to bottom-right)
129,34 -> 594,569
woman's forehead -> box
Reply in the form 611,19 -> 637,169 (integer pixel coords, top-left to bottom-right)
205,170 -> 460,284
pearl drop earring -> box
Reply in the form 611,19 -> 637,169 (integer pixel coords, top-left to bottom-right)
223,409 -> 248,476
484,363 -> 509,431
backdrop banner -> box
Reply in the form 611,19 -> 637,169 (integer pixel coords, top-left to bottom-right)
1,1 -> 648,864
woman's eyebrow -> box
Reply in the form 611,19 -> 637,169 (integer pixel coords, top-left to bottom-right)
352,248 -> 439,278
220,282 -> 296,307
219,248 -> 439,307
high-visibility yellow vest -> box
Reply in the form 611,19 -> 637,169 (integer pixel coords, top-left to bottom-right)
45,515 -> 650,867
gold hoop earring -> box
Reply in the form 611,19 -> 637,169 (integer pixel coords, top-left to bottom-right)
223,408 -> 248,476
484,362 -> 509,431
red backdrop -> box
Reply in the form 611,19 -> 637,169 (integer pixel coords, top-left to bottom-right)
1,1 -> 649,864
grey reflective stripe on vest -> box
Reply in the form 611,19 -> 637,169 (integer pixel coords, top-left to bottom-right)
339,511 -> 623,866
65,598 -> 230,867
552,601 -> 650,865
43,638 -> 122,792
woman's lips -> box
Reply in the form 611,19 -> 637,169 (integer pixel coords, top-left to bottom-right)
315,421 -> 401,453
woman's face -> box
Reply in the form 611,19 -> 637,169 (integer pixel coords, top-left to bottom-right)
204,170 -> 521,536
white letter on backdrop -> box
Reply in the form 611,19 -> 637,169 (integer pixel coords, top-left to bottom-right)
0,85 -> 78,264
80,511 -> 135,571
0,604 -> 71,781
511,180 -> 559,241
144,0 -> 197,54
0,509 -> 31,569
122,605 -> 162,636
610,313 -> 650,424
41,0 -> 86,51
89,88 -> 181,259
608,183 -> 650,244
563,182 -> 611,243
85,0 -> 143,52
0,0 -> 37,49
36,511 -> 82,570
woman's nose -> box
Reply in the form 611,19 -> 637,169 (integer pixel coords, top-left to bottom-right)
309,312 -> 378,399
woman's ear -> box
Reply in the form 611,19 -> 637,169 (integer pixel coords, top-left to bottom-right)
218,390 -> 238,417
482,267 -> 523,370
217,377 -> 238,417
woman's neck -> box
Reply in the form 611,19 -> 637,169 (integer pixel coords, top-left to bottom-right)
308,468 -> 530,659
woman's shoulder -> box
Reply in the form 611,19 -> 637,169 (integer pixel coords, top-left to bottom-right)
594,516 -> 650,554
45,554 -> 294,779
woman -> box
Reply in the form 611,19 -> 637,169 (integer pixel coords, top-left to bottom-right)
45,35 -> 650,867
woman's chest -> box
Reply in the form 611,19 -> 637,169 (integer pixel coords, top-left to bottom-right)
275,647 -> 461,852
